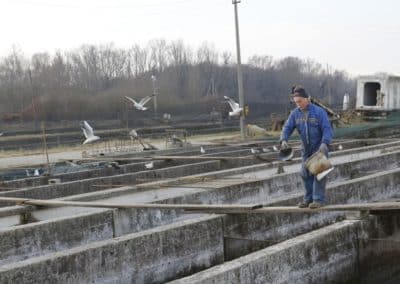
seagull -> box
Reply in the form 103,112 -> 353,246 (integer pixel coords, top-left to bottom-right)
223,96 -> 242,117
25,169 -> 31,177
338,144 -> 343,150
171,134 -> 183,146
80,121 -> 100,144
200,146 -> 206,154
33,169 -> 40,176
65,160 -> 79,167
272,145 -> 279,152
0,132 -> 3,136
144,161 -> 154,169
108,161 -> 121,170
250,148 -> 260,154
125,95 -> 155,111
142,141 -> 159,151
129,129 -> 139,140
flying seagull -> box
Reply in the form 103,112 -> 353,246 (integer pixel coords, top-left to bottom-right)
125,95 -> 155,111
223,96 -> 242,116
80,121 -> 100,144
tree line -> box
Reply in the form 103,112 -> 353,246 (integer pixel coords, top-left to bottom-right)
0,39 -> 355,123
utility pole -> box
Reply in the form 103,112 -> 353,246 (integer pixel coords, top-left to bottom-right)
27,68 -> 39,130
151,75 -> 158,119
232,0 -> 246,139
326,64 -> 331,105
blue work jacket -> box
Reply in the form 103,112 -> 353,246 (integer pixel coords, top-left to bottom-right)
281,103 -> 333,158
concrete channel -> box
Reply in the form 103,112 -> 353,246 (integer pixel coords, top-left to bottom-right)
0,139 -> 399,283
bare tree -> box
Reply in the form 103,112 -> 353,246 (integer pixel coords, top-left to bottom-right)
148,39 -> 168,73
129,44 -> 149,76
248,55 -> 273,70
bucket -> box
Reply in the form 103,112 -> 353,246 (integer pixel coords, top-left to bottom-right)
304,151 -> 334,180
278,147 -> 294,161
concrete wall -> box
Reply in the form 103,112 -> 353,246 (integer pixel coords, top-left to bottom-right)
1,148 -> 399,267
0,216 -> 224,284
357,214 -> 400,283
0,160 -> 220,204
171,214 -> 400,284
0,146 -> 399,282
0,210 -> 114,266
170,220 -> 367,284
165,163 -> 400,260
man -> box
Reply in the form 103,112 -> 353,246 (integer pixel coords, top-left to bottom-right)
280,85 -> 333,208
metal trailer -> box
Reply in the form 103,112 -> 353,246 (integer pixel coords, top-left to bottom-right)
356,75 -> 400,118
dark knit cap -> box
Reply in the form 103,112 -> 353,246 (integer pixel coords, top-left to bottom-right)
291,85 -> 309,98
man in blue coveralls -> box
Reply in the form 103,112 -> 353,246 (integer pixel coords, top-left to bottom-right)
280,85 -> 333,208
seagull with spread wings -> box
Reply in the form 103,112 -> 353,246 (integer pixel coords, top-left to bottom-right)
80,121 -> 100,144
223,96 -> 242,116
124,95 -> 155,111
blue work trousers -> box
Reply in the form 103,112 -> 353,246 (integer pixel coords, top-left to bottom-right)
300,159 -> 327,203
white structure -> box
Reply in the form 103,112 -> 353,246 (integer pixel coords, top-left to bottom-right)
356,75 -> 400,111
343,93 -> 349,111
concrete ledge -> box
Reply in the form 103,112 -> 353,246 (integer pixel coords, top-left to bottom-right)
0,160 -> 220,203
0,151 -> 398,267
170,220 -> 365,284
0,215 -> 224,284
0,210 -> 114,266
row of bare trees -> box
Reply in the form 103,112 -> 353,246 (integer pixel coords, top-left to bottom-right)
0,40 -> 355,122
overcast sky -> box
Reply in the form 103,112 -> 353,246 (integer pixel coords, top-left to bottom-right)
2,0 -> 399,76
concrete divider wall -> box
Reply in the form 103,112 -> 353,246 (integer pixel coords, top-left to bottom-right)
0,216 -> 224,284
331,149 -> 400,181
112,208 -> 204,237
0,210 -> 114,266
358,214 -> 400,283
0,150 -> 399,268
170,220 -> 367,284
2,158 -> 205,188
0,149 -> 398,272
222,211 -> 342,260
221,167 -> 400,259
0,160 -> 220,203
327,168 -> 400,204
157,166 -> 400,261
0,207 -> 203,268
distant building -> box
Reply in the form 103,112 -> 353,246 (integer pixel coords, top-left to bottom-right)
356,75 -> 400,111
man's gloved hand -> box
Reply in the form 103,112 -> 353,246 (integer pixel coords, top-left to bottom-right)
319,143 -> 329,154
280,140 -> 289,150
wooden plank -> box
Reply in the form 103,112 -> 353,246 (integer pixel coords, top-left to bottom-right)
0,197 -> 262,211
1,196 -> 399,214
151,155 -> 248,161
187,202 -> 400,214
62,155 -> 249,163
91,184 -> 133,188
